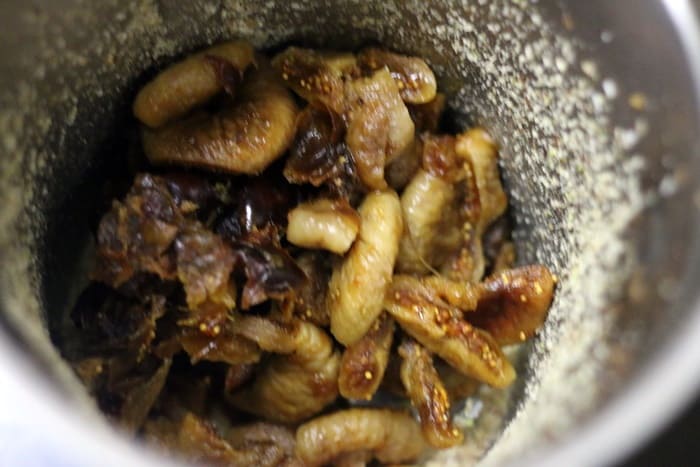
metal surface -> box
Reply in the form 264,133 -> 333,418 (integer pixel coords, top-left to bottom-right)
0,1 -> 699,465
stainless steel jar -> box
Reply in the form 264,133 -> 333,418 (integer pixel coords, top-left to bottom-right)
1,1 -> 700,465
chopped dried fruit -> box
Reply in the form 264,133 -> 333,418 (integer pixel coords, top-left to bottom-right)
142,60 -> 298,175
292,251 -> 332,326
287,198 -> 360,254
399,339 -> 462,448
227,321 -> 341,423
272,47 -> 356,115
385,275 -> 515,388
175,224 -> 236,310
328,191 -> 403,345
358,48 -> 437,104
338,313 -> 394,400
295,409 -> 427,466
62,42 -> 556,467
231,229 -> 308,309
133,40 -> 255,128
283,105 -> 347,187
344,68 -> 415,189
467,265 -> 555,345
